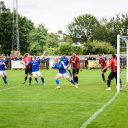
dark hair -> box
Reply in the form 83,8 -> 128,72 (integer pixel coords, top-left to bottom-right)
112,54 -> 116,58
24,53 -> 29,57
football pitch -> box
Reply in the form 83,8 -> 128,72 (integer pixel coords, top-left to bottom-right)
0,69 -> 128,128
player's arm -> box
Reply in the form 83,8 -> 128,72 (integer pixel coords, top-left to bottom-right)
61,61 -> 68,69
40,51 -> 46,59
52,64 -> 61,69
77,58 -> 83,71
21,60 -> 26,65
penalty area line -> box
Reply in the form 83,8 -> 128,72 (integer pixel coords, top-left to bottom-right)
80,92 -> 119,128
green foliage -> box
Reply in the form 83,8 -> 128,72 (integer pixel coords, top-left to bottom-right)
67,13 -> 128,48
45,47 -> 60,55
28,24 -> 48,55
67,14 -> 100,43
0,45 -> 2,54
0,2 -> 34,54
64,35 -> 73,44
72,46 -> 83,55
59,44 -> 72,55
46,33 -> 59,48
83,40 -> 115,54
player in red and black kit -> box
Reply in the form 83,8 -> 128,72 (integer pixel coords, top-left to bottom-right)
98,57 -> 108,82
21,53 -> 32,85
69,53 -> 80,85
106,54 -> 117,90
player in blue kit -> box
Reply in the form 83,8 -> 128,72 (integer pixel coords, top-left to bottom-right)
60,55 -> 72,77
52,57 -> 78,89
0,55 -> 8,85
28,51 -> 46,85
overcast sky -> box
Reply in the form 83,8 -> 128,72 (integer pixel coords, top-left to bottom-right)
3,0 -> 128,33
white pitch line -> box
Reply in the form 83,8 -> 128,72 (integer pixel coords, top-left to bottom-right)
80,92 -> 119,128
0,85 -> 21,92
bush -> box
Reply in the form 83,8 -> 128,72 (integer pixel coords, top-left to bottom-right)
83,40 -> 115,54
59,44 -> 72,55
72,46 -> 83,55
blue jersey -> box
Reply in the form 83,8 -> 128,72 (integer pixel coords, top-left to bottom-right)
0,60 -> 6,71
60,56 -> 69,66
52,61 -> 66,74
29,58 -> 40,72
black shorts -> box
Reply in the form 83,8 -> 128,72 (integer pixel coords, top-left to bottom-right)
108,72 -> 117,80
72,69 -> 79,75
102,68 -> 107,73
25,68 -> 32,75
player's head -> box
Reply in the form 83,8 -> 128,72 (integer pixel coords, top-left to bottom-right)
24,53 -> 29,57
32,55 -> 36,61
62,54 -> 66,57
72,53 -> 76,57
99,57 -> 105,63
53,57 -> 59,64
112,54 -> 116,59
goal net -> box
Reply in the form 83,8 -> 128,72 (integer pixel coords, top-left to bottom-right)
117,35 -> 128,91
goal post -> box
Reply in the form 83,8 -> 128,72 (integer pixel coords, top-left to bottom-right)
117,34 -> 128,92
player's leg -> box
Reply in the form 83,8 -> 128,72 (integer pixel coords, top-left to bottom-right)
101,70 -> 106,82
72,69 -> 76,83
68,69 -> 72,77
55,73 -> 61,89
37,71 -> 45,85
28,69 -> 32,85
28,75 -> 32,85
3,71 -> 7,79
67,65 -> 72,77
0,71 -> 8,85
73,69 -> 79,84
22,69 -> 28,84
32,72 -> 38,85
106,72 -> 114,90
64,73 -> 78,88
102,69 -> 107,82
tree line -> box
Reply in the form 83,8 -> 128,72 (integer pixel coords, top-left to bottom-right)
0,1 -> 128,55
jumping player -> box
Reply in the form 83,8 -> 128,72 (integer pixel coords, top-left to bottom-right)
28,52 -> 46,85
69,53 -> 80,85
0,55 -> 8,85
21,53 -> 32,85
52,57 -> 78,89
60,55 -> 72,77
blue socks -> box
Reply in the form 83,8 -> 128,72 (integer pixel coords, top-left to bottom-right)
35,78 -> 38,84
56,79 -> 60,86
68,70 -> 72,77
70,79 -> 76,85
3,77 -> 8,85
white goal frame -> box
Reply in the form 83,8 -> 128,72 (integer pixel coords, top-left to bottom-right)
117,35 -> 128,92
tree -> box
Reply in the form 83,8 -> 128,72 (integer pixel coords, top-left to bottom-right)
93,13 -> 128,47
0,1 -> 34,54
67,14 -> 100,43
83,40 -> 115,54
46,33 -> 59,48
28,24 -> 48,55
59,44 -> 72,55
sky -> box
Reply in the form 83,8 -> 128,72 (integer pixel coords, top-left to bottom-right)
3,0 -> 128,33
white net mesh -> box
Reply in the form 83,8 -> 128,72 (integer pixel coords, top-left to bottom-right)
120,36 -> 128,86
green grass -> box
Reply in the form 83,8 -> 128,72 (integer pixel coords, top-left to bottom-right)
0,69 -> 127,128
